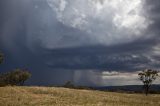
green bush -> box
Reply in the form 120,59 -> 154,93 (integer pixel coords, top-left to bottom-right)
0,69 -> 31,86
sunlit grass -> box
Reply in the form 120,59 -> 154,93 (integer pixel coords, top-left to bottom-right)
0,86 -> 160,106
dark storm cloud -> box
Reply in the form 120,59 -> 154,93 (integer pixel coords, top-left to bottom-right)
0,0 -> 160,86
144,0 -> 160,36
42,36 -> 159,71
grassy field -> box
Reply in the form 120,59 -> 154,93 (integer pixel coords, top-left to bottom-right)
0,86 -> 160,106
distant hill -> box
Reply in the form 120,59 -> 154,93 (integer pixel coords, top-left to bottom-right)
92,85 -> 160,93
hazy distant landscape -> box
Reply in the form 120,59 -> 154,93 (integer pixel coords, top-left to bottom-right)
93,85 -> 160,93
0,86 -> 160,106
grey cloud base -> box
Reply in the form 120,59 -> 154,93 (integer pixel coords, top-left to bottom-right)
0,0 -> 160,86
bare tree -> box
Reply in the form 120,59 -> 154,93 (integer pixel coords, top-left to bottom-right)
138,69 -> 159,96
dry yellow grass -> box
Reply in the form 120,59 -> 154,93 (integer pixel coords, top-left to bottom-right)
0,86 -> 160,106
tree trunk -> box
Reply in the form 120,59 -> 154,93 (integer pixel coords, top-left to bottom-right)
145,85 -> 149,96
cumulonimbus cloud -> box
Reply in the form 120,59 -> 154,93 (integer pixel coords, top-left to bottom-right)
0,0 -> 160,86
47,0 -> 152,46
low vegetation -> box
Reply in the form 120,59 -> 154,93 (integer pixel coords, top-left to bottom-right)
0,69 -> 31,86
0,86 -> 160,106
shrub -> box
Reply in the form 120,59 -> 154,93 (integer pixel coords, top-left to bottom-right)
0,69 -> 31,86
63,81 -> 75,88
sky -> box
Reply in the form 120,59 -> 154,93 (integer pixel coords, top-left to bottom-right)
0,0 -> 160,86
